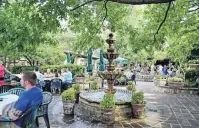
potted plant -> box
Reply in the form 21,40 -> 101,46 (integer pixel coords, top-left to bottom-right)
61,88 -> 75,115
72,84 -> 82,103
168,77 -> 184,88
126,81 -> 136,92
90,80 -> 100,90
131,91 -> 146,119
156,74 -> 167,86
100,93 -> 115,125
75,72 -> 85,83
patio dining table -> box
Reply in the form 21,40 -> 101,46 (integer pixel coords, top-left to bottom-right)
0,94 -> 19,117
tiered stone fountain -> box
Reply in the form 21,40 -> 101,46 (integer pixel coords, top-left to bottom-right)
75,34 -> 132,122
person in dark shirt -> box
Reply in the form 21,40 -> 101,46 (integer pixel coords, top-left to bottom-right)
7,71 -> 43,127
131,70 -> 136,85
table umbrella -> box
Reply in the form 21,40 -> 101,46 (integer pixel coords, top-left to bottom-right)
66,53 -> 71,63
99,49 -> 105,71
87,48 -> 93,72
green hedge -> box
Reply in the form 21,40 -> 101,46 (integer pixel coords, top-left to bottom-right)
11,64 -> 85,77
11,66 -> 35,74
185,68 -> 199,86
40,64 -> 85,77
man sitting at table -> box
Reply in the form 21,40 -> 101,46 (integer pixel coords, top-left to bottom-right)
34,66 -> 45,90
7,71 -> 43,127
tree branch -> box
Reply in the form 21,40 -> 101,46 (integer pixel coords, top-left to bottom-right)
83,0 -> 108,44
95,0 -> 174,5
188,7 -> 199,12
71,0 -> 97,11
71,0 -> 175,11
154,1 -> 171,42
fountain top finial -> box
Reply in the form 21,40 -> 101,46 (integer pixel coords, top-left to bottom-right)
109,33 -> 114,38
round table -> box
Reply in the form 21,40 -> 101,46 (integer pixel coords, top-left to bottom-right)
0,94 -> 19,117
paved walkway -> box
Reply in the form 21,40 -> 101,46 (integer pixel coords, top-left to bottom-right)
39,82 -> 199,128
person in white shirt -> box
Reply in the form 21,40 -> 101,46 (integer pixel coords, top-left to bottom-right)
34,67 -> 45,90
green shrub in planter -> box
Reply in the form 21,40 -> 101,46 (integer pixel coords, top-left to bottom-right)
126,81 -> 136,92
157,74 -> 166,79
100,94 -> 115,109
90,81 -> 100,90
132,91 -> 145,104
61,88 -> 75,101
168,77 -> 184,83
72,84 -> 81,93
185,68 -> 199,85
131,91 -> 145,119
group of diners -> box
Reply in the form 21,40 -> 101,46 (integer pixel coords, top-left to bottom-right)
34,67 -> 73,94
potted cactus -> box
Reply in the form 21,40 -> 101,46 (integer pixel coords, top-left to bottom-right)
126,81 -> 136,92
100,93 -> 115,125
61,88 -> 75,115
131,91 -> 146,119
72,84 -> 82,103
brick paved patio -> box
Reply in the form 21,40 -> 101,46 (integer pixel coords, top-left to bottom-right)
38,82 -> 199,128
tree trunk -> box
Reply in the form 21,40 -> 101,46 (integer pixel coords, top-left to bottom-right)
94,0 -> 174,5
24,55 -> 33,66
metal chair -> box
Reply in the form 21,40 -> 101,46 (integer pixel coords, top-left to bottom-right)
8,88 -> 25,96
51,78 -> 62,94
0,85 -> 14,93
36,92 -> 52,128
0,105 -> 40,128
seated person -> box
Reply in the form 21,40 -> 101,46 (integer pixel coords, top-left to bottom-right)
7,71 -> 43,127
34,67 -> 45,90
51,72 -> 62,94
63,68 -> 73,89
44,69 -> 53,78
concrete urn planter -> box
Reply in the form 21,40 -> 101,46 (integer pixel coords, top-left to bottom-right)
101,108 -> 115,125
131,104 -> 146,119
62,100 -> 75,115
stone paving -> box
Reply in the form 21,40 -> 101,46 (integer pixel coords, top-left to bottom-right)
38,82 -> 199,128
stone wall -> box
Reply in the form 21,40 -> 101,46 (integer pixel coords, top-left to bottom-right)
75,97 -> 131,122
155,85 -> 198,94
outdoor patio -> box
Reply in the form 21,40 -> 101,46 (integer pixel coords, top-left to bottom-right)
38,82 -> 199,128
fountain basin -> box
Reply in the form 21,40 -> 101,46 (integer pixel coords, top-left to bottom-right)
103,53 -> 119,60
98,71 -> 122,80
75,89 -> 132,121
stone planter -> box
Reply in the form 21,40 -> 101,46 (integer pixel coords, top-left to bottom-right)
157,79 -> 167,86
75,93 -> 80,104
62,100 -> 75,115
131,104 -> 146,119
101,108 -> 115,125
168,82 -> 184,89
75,77 -> 85,83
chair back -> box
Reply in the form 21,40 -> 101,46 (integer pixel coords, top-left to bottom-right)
51,78 -> 62,88
20,105 -> 40,128
8,88 -> 25,96
38,92 -> 52,116
0,85 -> 14,93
